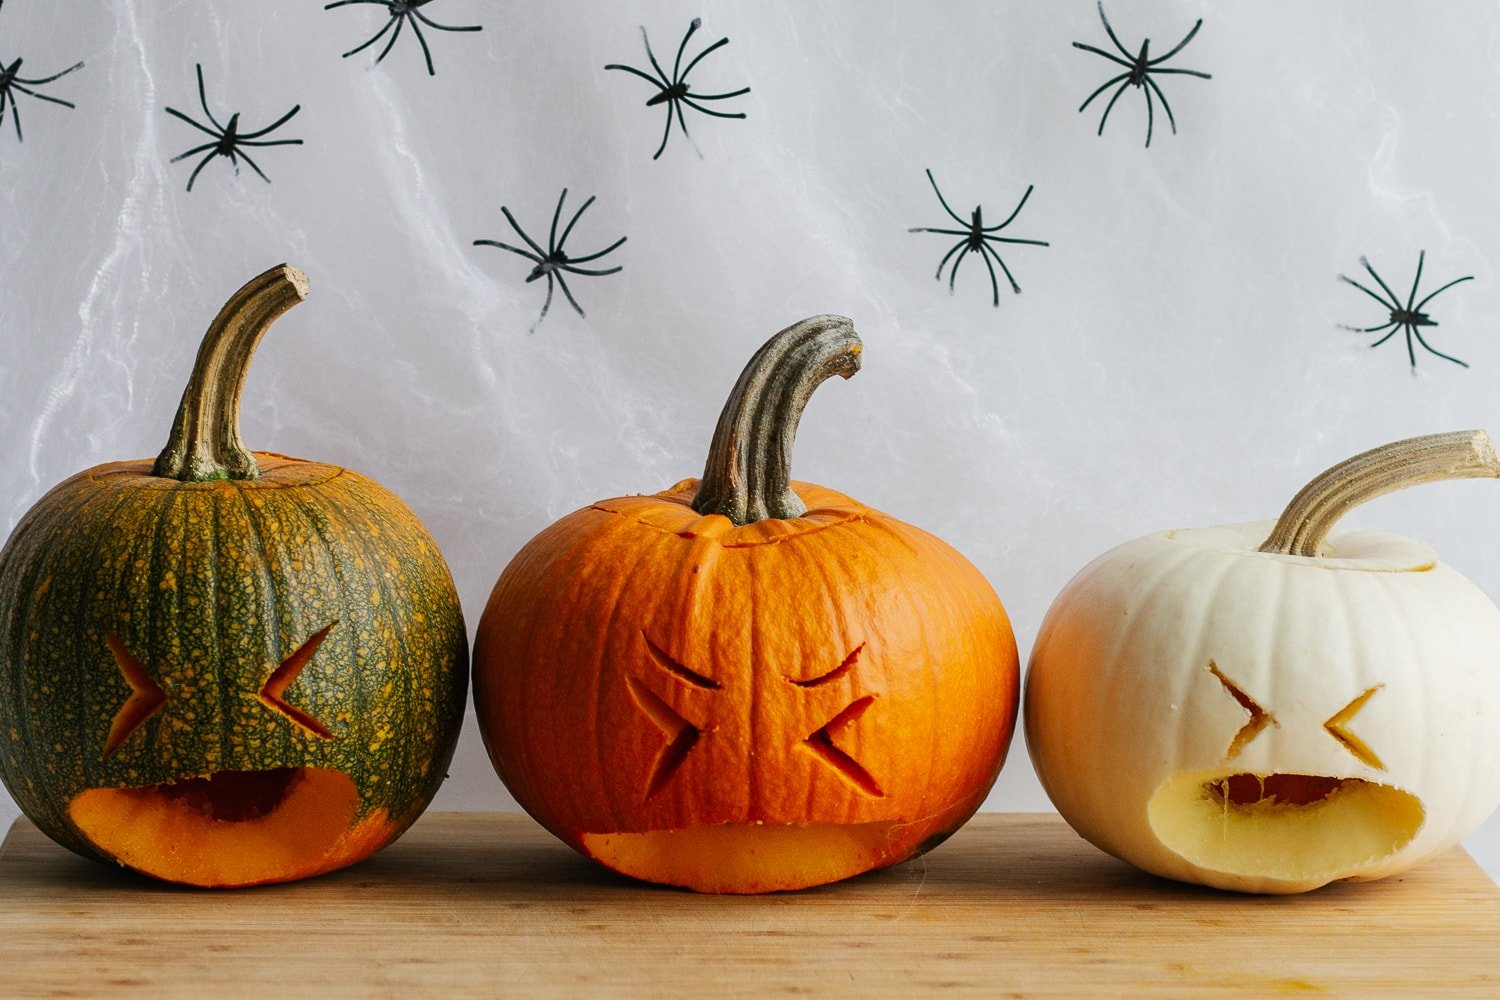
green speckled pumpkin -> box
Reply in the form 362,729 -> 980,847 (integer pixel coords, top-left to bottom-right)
0,265 -> 467,887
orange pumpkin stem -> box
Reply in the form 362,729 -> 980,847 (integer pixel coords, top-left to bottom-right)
692,315 -> 862,525
153,264 -> 310,482
1259,429 -> 1500,557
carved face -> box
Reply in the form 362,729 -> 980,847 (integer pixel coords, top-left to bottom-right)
0,457 -> 468,887
1026,523 -> 1500,893
475,480 -> 1020,893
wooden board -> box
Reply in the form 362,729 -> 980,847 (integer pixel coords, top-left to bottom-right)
1,812 -> 1496,998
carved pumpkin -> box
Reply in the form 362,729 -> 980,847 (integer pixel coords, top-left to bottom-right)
1026,431 -> 1500,893
0,265 -> 467,887
474,316 -> 1019,893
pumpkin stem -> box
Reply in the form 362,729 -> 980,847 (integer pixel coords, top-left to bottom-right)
152,264 -> 310,482
692,315 -> 862,525
1258,430 -> 1500,557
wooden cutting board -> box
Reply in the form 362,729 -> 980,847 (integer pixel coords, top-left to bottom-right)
1,812 -> 1495,998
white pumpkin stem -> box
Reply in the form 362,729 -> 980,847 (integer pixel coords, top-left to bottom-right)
692,315 -> 862,525
1259,430 -> 1500,557
153,265 -> 310,482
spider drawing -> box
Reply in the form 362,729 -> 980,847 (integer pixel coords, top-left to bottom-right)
908,169 -> 1050,307
1339,251 -> 1474,369
324,0 -> 481,77
1072,2 -> 1211,148
0,0 -> 84,145
605,17 -> 750,160
164,64 -> 302,192
473,189 -> 627,332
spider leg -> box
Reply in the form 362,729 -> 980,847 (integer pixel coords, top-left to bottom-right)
932,240 -> 965,282
1095,3 -> 1137,62
604,62 -> 670,91
923,169 -> 970,229
1403,325 -> 1417,369
554,271 -> 586,318
374,16 -> 407,67
641,26 -> 672,88
408,17 -> 438,76
14,60 -> 84,87
1142,76 -> 1156,147
549,189 -> 572,255
978,244 -> 1001,306
908,227 -> 971,237
987,184 -> 1035,231
410,7 -> 482,33
10,84 -> 76,109
672,18 -> 703,83
986,235 -> 1051,247
673,98 -> 696,154
533,273 -> 555,331
500,207 -> 549,258
237,137 -> 303,148
340,17 -> 398,59
165,106 -> 223,139
192,64 -> 226,133
1340,321 -> 1397,335
1078,70 -> 1131,112
1405,250 -> 1426,313
1150,67 -> 1212,80
679,35 -> 733,82
682,86 -> 751,102
324,0 -> 391,8
234,147 -> 273,183
1359,257 -> 1404,310
1149,18 -> 1204,65
4,94 -> 20,142
472,239 -> 545,265
647,103 -> 673,159
1144,75 -> 1178,137
558,262 -> 625,277
185,149 -> 217,192
1364,324 -> 1400,347
1071,43 -> 1134,72
1095,79 -> 1132,136
946,245 -> 970,296
170,140 -> 220,162
982,242 -> 1023,295
1338,273 -> 1400,313
1413,274 -> 1475,313
564,235 -> 627,266
679,96 -> 747,120
1410,327 -> 1469,368
238,104 -> 301,139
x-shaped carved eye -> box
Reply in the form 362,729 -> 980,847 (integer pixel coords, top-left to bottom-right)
257,624 -> 336,739
627,635 -> 719,800
1324,685 -> 1385,770
1208,661 -> 1278,759
103,631 -> 168,757
790,644 -> 884,798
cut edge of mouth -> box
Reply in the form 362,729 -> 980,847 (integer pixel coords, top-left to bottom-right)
1147,770 -> 1425,888
68,766 -> 382,888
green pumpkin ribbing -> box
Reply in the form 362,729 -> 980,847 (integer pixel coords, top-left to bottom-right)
0,455 -> 466,862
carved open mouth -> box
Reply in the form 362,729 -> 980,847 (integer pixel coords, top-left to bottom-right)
68,766 -> 364,887
1147,770 -> 1425,887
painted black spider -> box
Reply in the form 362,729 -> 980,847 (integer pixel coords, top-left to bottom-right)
1073,2 -> 1211,148
324,0 -> 481,77
908,169 -> 1049,307
605,17 -> 749,160
165,64 -> 302,192
473,189 -> 627,331
1339,252 -> 1474,369
0,0 -> 84,145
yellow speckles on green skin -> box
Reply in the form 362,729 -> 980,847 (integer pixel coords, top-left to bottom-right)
0,455 -> 467,863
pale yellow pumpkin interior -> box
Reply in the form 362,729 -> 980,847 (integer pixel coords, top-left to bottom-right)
68,766 -> 369,887
1147,770 -> 1424,885
581,821 -> 918,893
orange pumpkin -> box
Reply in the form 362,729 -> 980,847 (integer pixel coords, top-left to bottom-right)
474,316 -> 1019,893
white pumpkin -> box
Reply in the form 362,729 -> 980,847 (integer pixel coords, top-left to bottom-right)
1025,431 -> 1500,893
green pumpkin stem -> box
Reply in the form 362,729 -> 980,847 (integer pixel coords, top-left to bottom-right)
1259,429 -> 1500,557
692,315 -> 862,525
153,264 -> 310,482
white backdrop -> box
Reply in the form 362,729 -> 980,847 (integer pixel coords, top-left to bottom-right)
4,0 -> 1500,881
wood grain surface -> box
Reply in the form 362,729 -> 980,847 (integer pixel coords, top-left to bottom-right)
1,812 -> 1496,998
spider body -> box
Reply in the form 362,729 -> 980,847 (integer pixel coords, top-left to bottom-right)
606,17 -> 750,160
909,169 -> 1049,307
1339,251 -> 1474,369
325,0 -> 481,77
0,53 -> 84,142
474,189 -> 627,332
165,65 -> 302,193
1073,2 -> 1211,148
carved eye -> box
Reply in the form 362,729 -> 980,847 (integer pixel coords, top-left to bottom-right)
627,634 -> 720,800
103,631 -> 168,757
257,624 -> 336,739
1323,685 -> 1384,770
791,644 -> 884,798
1208,661 -> 1278,758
